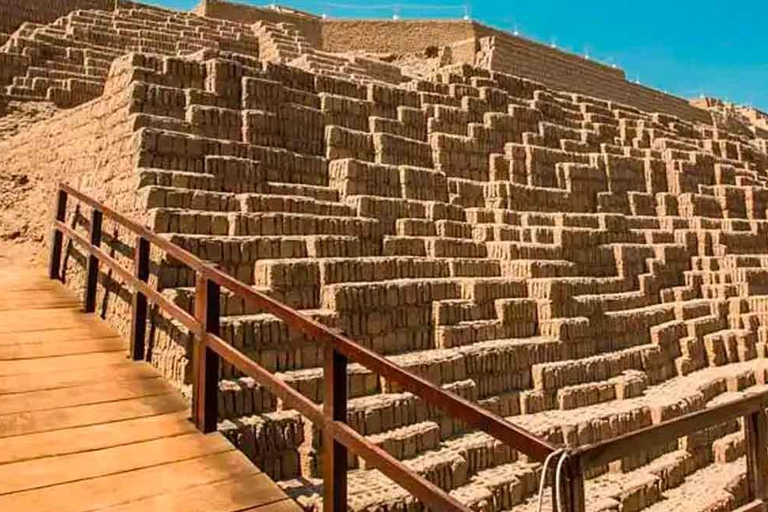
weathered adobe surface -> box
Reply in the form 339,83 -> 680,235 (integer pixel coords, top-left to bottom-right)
0,0 -> 115,35
692,97 -> 768,141
0,97 -> 61,261
0,101 -> 58,263
0,4 -> 261,263
198,0 -> 712,123
0,4 -> 261,107
4,3 -> 768,512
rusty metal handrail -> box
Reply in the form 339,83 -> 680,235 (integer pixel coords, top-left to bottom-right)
49,182 -> 557,512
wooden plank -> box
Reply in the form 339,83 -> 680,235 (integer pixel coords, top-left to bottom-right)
0,308 -> 102,333
0,411 -> 194,465
242,500 -> 304,512
0,286 -> 73,295
0,285 -> 62,294
0,393 -> 187,438
0,265 -> 300,512
0,336 -> 125,360
0,362 -> 158,394
0,284 -> 77,296
0,377 -> 172,415
0,291 -> 80,310
0,301 -> 80,311
0,282 -> 63,293
0,324 -> 119,345
0,450 -> 258,512
0,351 -> 129,376
0,432 -> 234,496
0,275 -> 59,293
94,473 -> 293,512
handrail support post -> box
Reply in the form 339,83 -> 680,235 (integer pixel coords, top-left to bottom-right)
130,236 -> 150,360
745,408 -> 768,502
323,344 -> 348,512
193,273 -> 220,434
46,184 -> 565,512
48,188 -> 68,280
84,208 -> 103,313
563,456 -> 586,512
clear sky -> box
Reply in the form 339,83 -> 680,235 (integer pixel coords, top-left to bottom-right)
155,0 -> 768,110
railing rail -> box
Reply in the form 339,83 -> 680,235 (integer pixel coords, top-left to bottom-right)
50,183 -> 768,512
561,389 -> 768,512
49,183 -> 556,512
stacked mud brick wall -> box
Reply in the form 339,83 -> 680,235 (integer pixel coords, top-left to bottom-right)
321,19 -> 475,54
691,97 -> 726,109
0,50 -> 152,341
0,6 -> 260,107
1,45 -> 764,511
309,18 -> 712,125
0,0 -> 115,35
195,0 -> 322,47
692,98 -> 768,139
4,3 -> 768,512
473,26 -> 712,125
192,2 -> 410,84
189,4 -> 711,124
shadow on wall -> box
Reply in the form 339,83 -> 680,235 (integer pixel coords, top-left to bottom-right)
59,201 -> 310,483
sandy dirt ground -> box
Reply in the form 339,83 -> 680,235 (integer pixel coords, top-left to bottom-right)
0,102 -> 59,268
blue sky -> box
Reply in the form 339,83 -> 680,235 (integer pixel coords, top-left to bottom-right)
156,0 -> 768,110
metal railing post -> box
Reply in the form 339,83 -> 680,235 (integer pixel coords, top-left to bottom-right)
745,409 -> 768,502
46,185 -> 571,512
83,208 -> 103,312
323,344 -> 348,512
565,456 -> 586,512
130,236 -> 150,360
193,272 -> 220,433
48,188 -> 68,280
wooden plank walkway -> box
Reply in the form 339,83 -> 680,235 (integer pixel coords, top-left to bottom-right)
0,267 -> 302,512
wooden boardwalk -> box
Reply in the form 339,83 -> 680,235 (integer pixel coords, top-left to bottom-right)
0,267 -> 301,512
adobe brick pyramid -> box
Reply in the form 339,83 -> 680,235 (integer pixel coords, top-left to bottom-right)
2,1 -> 768,511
